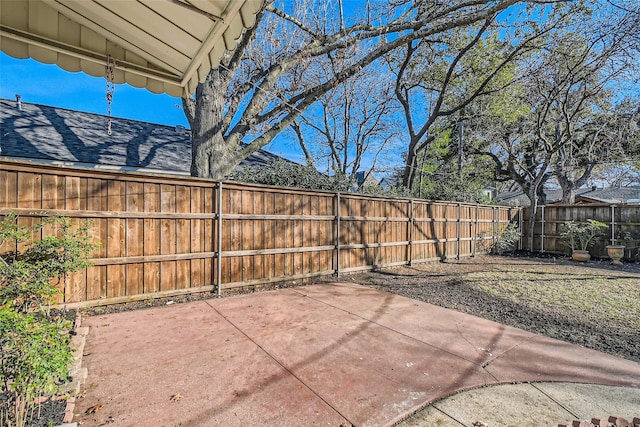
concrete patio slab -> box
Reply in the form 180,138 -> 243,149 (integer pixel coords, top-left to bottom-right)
399,383 -> 640,426
533,382 -> 640,420
420,383 -> 577,426
483,335 -> 640,387
76,300 -> 349,427
213,290 -> 496,426
72,283 -> 640,427
296,281 -> 539,365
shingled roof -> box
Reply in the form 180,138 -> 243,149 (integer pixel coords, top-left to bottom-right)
0,98 -> 287,175
496,186 -> 640,206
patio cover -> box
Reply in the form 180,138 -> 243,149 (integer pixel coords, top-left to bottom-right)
0,0 -> 263,97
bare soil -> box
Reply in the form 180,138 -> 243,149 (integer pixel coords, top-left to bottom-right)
25,399 -> 66,427
326,253 -> 640,363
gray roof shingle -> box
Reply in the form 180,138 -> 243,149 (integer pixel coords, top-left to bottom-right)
496,186 -> 640,206
586,187 -> 640,203
0,98 -> 287,175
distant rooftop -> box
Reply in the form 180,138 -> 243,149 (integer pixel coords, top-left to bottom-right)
0,98 -> 288,176
496,186 -> 640,206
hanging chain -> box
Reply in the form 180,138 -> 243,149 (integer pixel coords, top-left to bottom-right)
105,55 -> 115,135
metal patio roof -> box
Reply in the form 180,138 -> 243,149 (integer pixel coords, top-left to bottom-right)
0,0 -> 263,97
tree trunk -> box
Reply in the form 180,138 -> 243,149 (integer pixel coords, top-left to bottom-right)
189,70 -> 240,179
556,163 -> 596,204
555,173 -> 574,204
561,188 -> 576,204
191,132 -> 239,179
402,142 -> 419,191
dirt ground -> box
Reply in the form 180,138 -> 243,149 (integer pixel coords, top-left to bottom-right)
320,253 -> 640,363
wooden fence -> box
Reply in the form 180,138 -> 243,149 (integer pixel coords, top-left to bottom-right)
1,160 -> 518,307
522,204 -> 640,260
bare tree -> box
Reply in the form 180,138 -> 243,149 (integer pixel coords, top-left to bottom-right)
588,163 -> 640,187
289,67 -> 399,182
180,0 -> 565,179
554,99 -> 640,202
548,7 -> 639,203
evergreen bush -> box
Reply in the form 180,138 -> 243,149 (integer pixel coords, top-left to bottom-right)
0,213 -> 95,427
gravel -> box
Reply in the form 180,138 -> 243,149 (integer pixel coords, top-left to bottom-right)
329,252 -> 640,363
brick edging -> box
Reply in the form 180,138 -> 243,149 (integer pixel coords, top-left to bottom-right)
559,416 -> 640,427
61,311 -> 89,424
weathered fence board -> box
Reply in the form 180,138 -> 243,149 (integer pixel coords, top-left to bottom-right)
1,159 -> 517,307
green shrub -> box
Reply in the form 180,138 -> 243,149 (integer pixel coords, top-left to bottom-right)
492,222 -> 521,255
0,213 -> 95,427
0,214 -> 94,314
559,219 -> 607,253
0,307 -> 72,427
231,159 -> 354,192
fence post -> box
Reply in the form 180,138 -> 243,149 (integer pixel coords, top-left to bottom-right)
611,204 -> 616,245
442,204 -> 447,260
493,206 -> 498,250
473,204 -> 478,257
540,205 -> 545,253
456,203 -> 461,260
518,207 -> 523,250
408,199 -> 414,266
216,181 -> 223,296
335,192 -> 341,277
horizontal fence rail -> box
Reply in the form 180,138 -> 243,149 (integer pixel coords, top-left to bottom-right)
522,204 -> 640,260
1,159 -> 518,307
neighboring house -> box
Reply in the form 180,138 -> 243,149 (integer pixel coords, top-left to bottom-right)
379,177 -> 399,189
574,187 -> 640,205
496,186 -> 640,206
496,188 -> 568,207
354,171 -> 379,189
0,98 -> 288,175
480,184 -> 498,202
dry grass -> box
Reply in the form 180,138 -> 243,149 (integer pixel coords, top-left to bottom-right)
466,261 -> 640,332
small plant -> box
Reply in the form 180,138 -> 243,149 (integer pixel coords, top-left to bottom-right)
0,213 -> 95,427
1,214 -> 95,314
492,222 -> 521,255
617,231 -> 633,242
0,307 -> 72,426
559,219 -> 607,252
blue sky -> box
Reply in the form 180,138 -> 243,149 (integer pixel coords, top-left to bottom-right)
0,52 -> 305,163
0,52 -> 188,126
